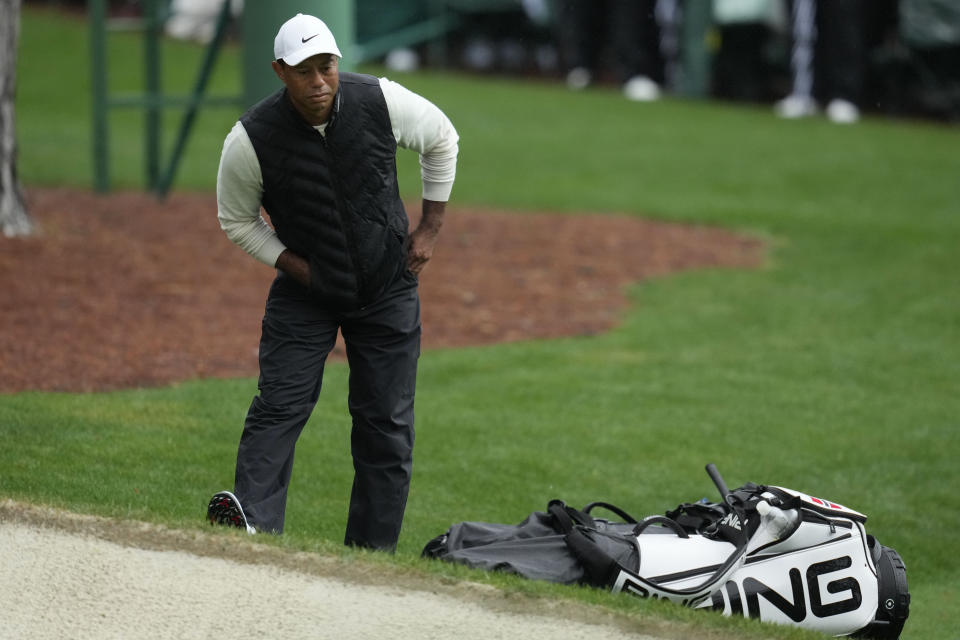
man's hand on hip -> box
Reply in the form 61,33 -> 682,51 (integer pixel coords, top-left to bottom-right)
408,199 -> 446,275
275,249 -> 311,288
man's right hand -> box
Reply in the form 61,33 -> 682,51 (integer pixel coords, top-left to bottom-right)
275,249 -> 311,288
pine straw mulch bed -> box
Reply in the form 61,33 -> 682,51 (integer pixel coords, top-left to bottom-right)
0,188 -> 764,393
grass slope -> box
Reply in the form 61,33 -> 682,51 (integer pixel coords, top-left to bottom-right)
5,7 -> 959,639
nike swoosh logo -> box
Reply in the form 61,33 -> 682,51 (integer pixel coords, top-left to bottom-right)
301,34 -> 320,43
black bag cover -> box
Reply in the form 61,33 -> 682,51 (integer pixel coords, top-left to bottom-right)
422,500 -> 639,584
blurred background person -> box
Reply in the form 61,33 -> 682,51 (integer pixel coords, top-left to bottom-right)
165,0 -> 242,43
774,0 -> 867,123
710,0 -> 789,104
553,0 -> 679,101
896,0 -> 960,120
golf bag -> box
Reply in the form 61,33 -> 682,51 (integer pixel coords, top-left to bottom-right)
423,465 -> 909,638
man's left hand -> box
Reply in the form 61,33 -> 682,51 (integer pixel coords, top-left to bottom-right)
407,199 -> 446,275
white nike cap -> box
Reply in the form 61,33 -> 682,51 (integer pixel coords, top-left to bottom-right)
274,13 -> 342,65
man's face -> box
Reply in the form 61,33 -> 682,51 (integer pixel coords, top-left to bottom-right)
272,53 -> 340,125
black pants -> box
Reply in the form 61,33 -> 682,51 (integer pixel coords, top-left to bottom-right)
786,0 -> 865,103
234,269 -> 420,550
554,0 -> 665,84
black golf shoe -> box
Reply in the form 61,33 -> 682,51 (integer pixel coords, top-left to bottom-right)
207,490 -> 256,534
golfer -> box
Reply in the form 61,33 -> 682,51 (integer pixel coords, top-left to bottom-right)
208,13 -> 458,551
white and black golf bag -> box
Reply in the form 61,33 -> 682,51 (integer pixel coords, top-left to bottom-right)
423,465 -> 909,638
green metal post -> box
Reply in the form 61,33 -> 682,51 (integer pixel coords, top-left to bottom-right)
90,0 -> 109,192
678,0 -> 714,99
156,0 -> 233,197
143,0 -> 163,191
242,0 -> 356,109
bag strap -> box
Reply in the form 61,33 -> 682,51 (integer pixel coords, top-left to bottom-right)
561,509 -> 749,605
632,515 -> 690,538
666,501 -> 727,533
564,465 -> 753,605
582,501 -> 639,524
547,500 -> 596,533
563,526 -> 624,586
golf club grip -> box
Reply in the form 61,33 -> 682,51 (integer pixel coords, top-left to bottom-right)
705,463 -> 731,502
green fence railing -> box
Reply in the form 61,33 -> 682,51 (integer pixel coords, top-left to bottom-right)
89,0 -> 242,196
89,0 -> 712,197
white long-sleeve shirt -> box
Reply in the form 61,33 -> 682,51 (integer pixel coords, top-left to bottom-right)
216,77 -> 459,267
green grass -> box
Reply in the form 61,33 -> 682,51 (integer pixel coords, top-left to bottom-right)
6,7 -> 960,639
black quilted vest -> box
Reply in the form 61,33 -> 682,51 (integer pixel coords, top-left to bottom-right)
240,73 -> 408,311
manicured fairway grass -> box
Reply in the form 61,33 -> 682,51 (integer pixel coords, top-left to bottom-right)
5,8 -> 959,639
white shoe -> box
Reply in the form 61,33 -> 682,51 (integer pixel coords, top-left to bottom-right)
775,95 -> 817,119
622,75 -> 661,102
826,99 -> 860,124
565,67 -> 592,91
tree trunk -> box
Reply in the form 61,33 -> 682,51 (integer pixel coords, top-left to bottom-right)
1,0 -> 33,238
